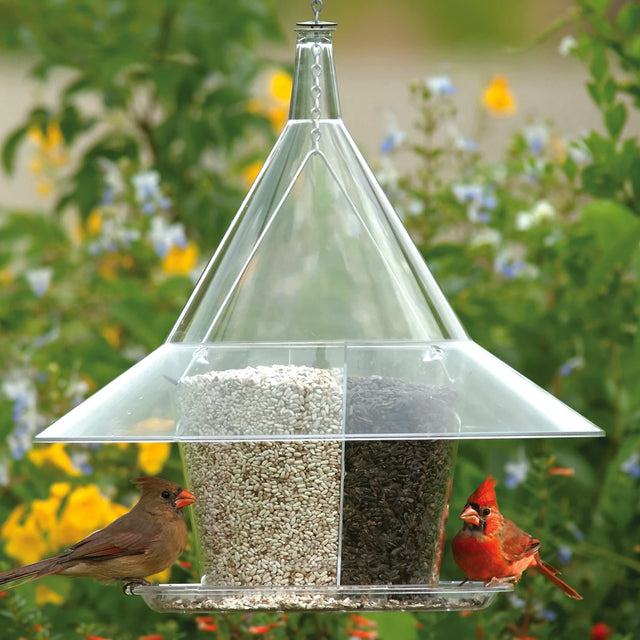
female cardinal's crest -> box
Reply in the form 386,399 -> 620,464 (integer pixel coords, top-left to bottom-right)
467,476 -> 498,507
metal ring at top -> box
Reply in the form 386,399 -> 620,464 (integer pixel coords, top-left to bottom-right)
311,0 -> 323,23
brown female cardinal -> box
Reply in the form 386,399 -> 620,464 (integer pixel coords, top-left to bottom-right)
0,477 -> 196,592
451,476 -> 582,599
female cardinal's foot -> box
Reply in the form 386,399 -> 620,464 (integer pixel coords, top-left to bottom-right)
122,578 -> 152,594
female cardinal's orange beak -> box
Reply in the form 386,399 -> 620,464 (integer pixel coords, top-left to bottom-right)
176,489 -> 197,509
460,504 -> 480,526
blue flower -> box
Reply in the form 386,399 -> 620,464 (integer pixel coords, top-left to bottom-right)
380,124 -> 406,155
425,74 -> 455,96
132,170 -> 160,203
567,522 -> 585,542
455,136 -> 478,153
540,608 -> 558,622
141,200 -> 157,215
25,267 -> 53,297
504,449 -> 530,488
557,545 -> 573,565
100,185 -> 115,206
621,452 -> 640,479
559,355 -> 584,377
523,124 -> 549,155
452,183 -> 497,223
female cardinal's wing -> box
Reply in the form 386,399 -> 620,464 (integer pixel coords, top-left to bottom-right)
60,512 -> 161,562
499,518 -> 541,563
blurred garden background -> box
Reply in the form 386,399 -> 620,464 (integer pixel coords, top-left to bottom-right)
0,0 -> 639,638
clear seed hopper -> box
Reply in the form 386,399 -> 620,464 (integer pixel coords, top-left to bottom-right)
35,7 -> 603,613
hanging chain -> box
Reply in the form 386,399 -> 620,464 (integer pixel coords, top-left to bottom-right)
311,0 -> 323,23
310,42 -> 322,150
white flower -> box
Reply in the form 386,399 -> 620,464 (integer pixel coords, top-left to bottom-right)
494,244 -> 539,280
516,200 -> 556,230
25,267 -> 53,297
470,228 -> 502,247
452,183 -> 495,223
559,35 -> 578,56
132,170 -> 160,204
452,183 -> 484,203
425,74 -> 455,96
148,217 -> 188,258
568,139 -> 592,165
515,211 -> 535,231
531,199 -> 556,223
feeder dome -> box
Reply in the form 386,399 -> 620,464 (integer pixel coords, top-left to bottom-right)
36,20 -> 602,445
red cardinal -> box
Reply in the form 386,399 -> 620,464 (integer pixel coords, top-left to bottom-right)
451,476 -> 582,599
0,477 -> 196,592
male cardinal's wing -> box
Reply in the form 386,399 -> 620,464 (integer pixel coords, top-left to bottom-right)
61,513 -> 161,562
499,518 -> 541,563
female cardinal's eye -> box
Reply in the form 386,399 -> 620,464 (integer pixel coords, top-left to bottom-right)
161,490 -> 171,499
482,507 -> 491,517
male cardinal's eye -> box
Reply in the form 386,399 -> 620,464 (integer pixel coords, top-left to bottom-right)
161,490 -> 171,499
482,507 -> 491,517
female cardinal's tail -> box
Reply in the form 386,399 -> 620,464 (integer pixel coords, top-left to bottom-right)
535,557 -> 582,600
0,558 -> 62,588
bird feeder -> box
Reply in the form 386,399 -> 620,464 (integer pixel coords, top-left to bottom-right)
35,2 -> 603,613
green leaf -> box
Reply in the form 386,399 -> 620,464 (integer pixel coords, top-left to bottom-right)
617,4 -> 640,35
1,124 -> 29,174
580,199 -> 640,284
604,102 -> 627,138
589,42 -> 608,84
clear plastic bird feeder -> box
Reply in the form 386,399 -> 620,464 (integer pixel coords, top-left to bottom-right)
36,6 -> 602,613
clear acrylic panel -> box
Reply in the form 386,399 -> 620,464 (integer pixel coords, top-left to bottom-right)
36,340 -> 603,442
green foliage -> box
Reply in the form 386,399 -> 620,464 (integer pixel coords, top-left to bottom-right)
0,0 -> 282,251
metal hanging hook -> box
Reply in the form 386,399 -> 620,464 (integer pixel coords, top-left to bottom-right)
311,0 -> 323,23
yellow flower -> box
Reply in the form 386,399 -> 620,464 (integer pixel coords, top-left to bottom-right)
137,442 -> 171,475
3,511 -> 49,565
1,504 -> 27,540
162,241 -> 198,275
147,567 -> 171,583
0,267 -> 14,285
266,107 -> 288,133
30,496 -> 62,532
482,75 -> 517,116
36,585 -> 65,605
86,208 -> 104,235
269,71 -> 293,104
50,485 -> 122,548
29,157 -> 44,174
36,180 -> 54,197
45,123 -> 64,150
241,160 -> 263,187
27,443 -> 82,476
101,324 -> 123,349
27,126 -> 46,147
50,482 -> 72,499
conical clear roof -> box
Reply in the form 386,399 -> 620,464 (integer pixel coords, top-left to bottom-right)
36,22 -> 603,443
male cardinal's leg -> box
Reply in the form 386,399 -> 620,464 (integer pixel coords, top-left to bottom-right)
122,577 -> 152,594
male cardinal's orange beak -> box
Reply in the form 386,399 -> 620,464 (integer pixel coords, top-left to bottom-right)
176,489 -> 197,508
459,504 -> 480,526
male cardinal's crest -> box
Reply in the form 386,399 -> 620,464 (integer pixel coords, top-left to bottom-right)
467,475 -> 498,507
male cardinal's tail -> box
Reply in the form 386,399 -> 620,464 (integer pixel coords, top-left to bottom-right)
535,557 -> 583,600
0,558 -> 61,588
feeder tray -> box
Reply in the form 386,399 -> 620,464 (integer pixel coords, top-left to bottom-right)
35,5 -> 602,613
133,582 -> 512,613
